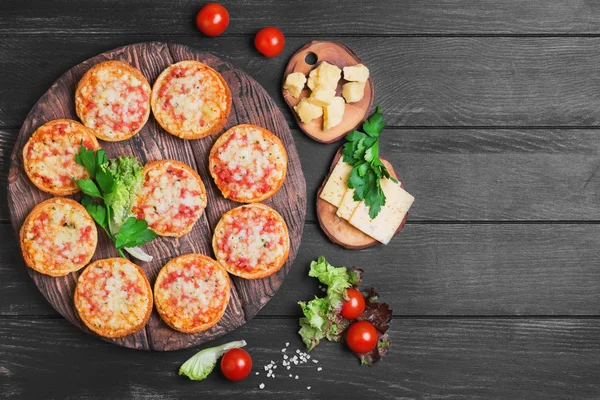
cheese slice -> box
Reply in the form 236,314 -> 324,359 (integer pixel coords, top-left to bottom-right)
336,188 -> 360,220
348,178 -> 414,244
319,158 -> 353,207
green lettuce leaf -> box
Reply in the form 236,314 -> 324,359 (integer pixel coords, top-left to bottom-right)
179,340 -> 247,381
103,157 -> 143,229
298,257 -> 363,349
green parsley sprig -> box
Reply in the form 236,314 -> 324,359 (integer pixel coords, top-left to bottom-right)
342,106 -> 396,219
74,146 -> 156,258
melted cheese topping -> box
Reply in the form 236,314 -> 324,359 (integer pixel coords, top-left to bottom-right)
155,255 -> 229,331
24,120 -> 97,193
77,259 -> 151,334
211,125 -> 286,200
133,162 -> 206,236
214,205 -> 289,275
22,200 -> 96,274
154,63 -> 229,136
77,64 -> 150,139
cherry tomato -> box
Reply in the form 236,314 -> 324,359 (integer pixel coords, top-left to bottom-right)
341,288 -> 366,320
196,3 -> 230,37
346,321 -> 378,354
254,27 -> 285,57
220,348 -> 252,381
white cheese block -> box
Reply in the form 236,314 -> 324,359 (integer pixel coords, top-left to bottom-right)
343,64 -> 370,83
323,97 -> 345,131
348,178 -> 414,244
283,72 -> 307,98
319,158 -> 353,207
336,188 -> 360,220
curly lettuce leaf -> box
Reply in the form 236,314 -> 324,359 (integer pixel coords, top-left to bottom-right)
308,256 -> 361,307
298,257 -> 363,349
179,340 -> 246,381
299,257 -> 392,365
103,156 -> 143,230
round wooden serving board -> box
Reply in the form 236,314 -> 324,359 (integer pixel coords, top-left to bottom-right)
7,42 -> 307,351
316,148 -> 407,250
282,41 -> 375,143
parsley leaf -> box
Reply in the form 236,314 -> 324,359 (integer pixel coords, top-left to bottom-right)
362,106 -> 385,137
84,203 -> 107,227
115,217 -> 157,249
75,178 -> 102,198
96,168 -> 115,194
341,107 -> 394,219
76,145 -> 99,179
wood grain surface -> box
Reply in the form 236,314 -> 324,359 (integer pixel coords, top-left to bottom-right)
1,317 -> 599,399
6,36 -> 600,128
2,0 -> 600,398
6,42 -> 306,350
2,0 -> 600,35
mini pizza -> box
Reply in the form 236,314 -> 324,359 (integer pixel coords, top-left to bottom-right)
132,160 -> 207,237
22,119 -> 101,195
20,198 -> 97,277
151,60 -> 231,140
75,60 -> 151,141
212,204 -> 290,279
209,124 -> 288,203
75,258 -> 153,338
154,253 -> 231,333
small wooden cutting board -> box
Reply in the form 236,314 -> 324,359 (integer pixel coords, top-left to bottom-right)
282,41 -> 375,143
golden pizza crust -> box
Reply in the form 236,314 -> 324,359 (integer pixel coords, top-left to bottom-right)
154,253 -> 231,334
75,60 -> 151,142
151,60 -> 232,140
20,197 -> 98,277
133,159 -> 207,238
212,203 -> 290,280
209,124 -> 288,203
74,258 -> 153,339
22,119 -> 101,196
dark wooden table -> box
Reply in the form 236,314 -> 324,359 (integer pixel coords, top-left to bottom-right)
1,1 -> 600,399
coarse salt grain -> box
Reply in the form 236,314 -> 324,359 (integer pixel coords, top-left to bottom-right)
317,367 -> 322,371
295,375 -> 299,380
285,342 -> 289,347
307,386 -> 312,390
312,359 -> 318,364
259,383 -> 265,389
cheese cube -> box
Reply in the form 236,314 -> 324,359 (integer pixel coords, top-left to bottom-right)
348,178 -> 414,244
319,158 -> 353,207
307,69 -> 318,91
307,61 -> 341,90
343,64 -> 370,83
309,84 -> 336,106
294,98 -> 323,123
323,97 -> 345,131
336,188 -> 360,220
283,72 -> 307,98
342,82 -> 366,103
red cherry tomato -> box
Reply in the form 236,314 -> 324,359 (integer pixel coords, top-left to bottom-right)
196,3 -> 230,37
220,348 -> 252,381
341,288 -> 366,320
346,321 -> 378,354
254,27 -> 285,57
